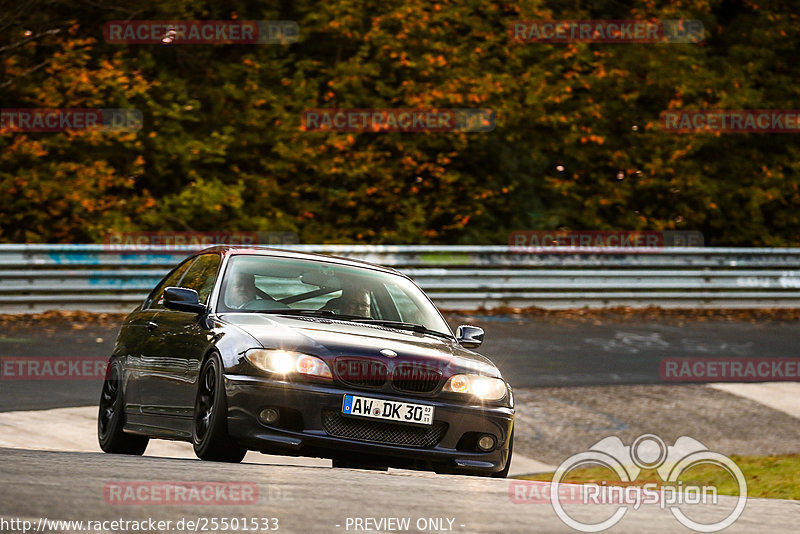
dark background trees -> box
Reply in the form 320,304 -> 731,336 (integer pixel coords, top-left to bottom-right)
1,0 -> 798,245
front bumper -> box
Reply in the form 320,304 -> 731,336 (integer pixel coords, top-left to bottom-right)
225,374 -> 514,475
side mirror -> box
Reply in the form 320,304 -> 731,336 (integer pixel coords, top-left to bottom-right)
456,325 -> 484,348
163,287 -> 206,314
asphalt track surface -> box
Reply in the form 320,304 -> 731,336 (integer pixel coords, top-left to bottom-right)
2,313 -> 800,411
1,313 -> 799,533
1,447 -> 798,534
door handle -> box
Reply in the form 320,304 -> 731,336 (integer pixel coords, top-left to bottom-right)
146,321 -> 158,331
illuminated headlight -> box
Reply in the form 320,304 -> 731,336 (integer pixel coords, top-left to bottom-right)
245,349 -> 332,380
443,374 -> 507,401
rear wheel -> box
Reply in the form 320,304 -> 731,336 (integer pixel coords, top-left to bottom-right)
97,360 -> 149,455
192,353 -> 246,463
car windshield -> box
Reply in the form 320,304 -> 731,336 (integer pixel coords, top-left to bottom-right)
217,254 -> 452,337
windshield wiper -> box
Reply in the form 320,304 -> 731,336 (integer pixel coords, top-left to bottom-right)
258,309 -> 337,317
345,319 -> 452,339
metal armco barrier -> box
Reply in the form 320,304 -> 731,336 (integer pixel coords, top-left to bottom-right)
2,244 -> 800,312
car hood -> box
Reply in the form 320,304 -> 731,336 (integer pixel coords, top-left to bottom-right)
217,313 -> 500,377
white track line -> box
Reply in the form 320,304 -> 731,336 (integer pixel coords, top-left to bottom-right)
708,382 -> 800,420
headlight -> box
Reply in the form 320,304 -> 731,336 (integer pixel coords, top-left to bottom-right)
245,349 -> 332,380
443,374 -> 507,401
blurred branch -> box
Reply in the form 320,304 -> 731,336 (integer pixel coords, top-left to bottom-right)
0,28 -> 61,55
0,60 -> 49,89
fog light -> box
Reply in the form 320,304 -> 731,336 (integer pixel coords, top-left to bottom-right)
477,434 -> 496,452
259,407 -> 280,425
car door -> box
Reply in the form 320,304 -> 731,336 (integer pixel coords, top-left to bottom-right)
125,257 -> 195,416
139,253 -> 222,426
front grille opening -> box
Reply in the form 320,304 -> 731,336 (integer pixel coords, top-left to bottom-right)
334,357 -> 388,388
322,409 -> 447,448
391,363 -> 442,393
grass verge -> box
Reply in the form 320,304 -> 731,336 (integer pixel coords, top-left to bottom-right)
517,453 -> 800,500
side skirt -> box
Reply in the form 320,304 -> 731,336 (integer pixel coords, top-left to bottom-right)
124,409 -> 193,441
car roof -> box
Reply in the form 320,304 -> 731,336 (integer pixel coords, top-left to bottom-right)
196,246 -> 406,277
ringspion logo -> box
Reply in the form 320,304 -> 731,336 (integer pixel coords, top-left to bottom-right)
547,434 -> 746,532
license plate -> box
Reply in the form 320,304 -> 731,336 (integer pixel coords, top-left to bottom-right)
342,394 -> 434,426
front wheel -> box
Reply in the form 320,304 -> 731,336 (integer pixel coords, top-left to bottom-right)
97,360 -> 149,455
192,353 -> 246,463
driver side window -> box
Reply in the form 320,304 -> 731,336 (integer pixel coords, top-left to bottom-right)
145,258 -> 195,310
179,253 -> 222,305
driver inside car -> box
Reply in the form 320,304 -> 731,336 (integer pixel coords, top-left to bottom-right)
227,272 -> 261,308
323,286 -> 371,317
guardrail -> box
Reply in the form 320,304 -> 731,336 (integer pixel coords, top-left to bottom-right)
2,244 -> 800,312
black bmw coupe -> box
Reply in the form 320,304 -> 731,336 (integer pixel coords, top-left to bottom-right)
98,247 -> 514,476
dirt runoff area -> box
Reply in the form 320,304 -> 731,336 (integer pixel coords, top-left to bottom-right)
512,383 -> 800,466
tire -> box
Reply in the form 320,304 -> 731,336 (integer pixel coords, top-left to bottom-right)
192,353 -> 246,463
97,360 -> 149,455
491,428 -> 514,479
